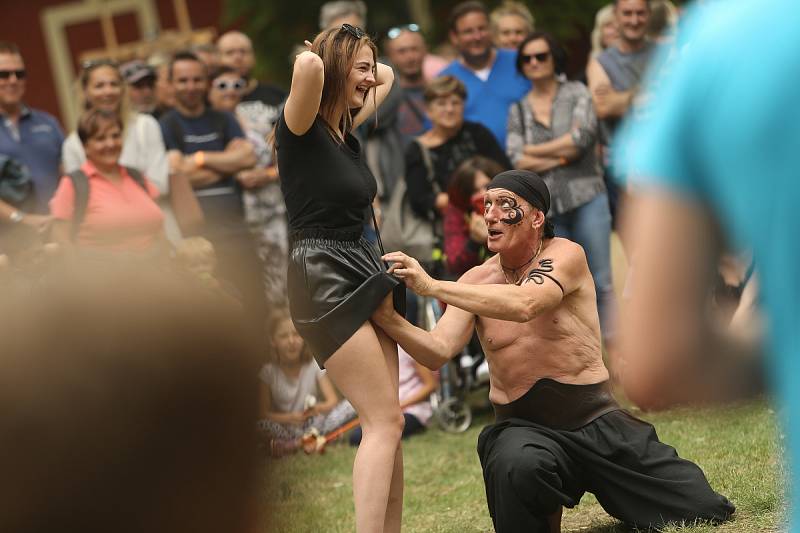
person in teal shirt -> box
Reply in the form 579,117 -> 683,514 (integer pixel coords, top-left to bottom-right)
613,0 -> 800,528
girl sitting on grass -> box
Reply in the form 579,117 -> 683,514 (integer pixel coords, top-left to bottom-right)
257,310 -> 355,456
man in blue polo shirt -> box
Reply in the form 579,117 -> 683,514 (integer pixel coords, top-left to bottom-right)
0,41 -> 64,234
614,0 -> 800,527
439,1 -> 530,149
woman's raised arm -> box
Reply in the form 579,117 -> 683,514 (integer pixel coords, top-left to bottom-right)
352,62 -> 395,129
284,51 -> 324,136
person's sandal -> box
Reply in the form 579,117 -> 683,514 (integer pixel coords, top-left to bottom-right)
269,438 -> 299,458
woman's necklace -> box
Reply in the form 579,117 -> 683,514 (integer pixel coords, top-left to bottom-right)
500,239 -> 543,285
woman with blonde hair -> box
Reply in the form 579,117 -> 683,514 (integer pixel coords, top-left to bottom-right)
590,4 -> 620,59
274,24 -> 404,531
490,1 -> 535,50
61,60 -> 178,240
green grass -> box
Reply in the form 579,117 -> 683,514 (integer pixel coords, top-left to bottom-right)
263,396 -> 785,532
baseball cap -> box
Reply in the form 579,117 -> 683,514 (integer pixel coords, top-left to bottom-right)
120,60 -> 156,84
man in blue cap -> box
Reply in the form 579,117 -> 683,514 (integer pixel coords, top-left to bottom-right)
373,169 -> 733,533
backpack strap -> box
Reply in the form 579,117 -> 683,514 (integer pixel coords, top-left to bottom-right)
122,166 -> 148,193
67,169 -> 90,241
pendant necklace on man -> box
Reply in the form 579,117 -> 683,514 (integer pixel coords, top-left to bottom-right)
501,239 -> 543,285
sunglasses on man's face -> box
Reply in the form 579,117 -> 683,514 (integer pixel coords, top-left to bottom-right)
521,52 -> 551,64
0,69 -> 26,80
212,79 -> 246,91
341,23 -> 366,39
387,23 -> 420,40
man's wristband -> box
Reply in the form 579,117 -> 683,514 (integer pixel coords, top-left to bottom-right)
558,156 -> 568,166
193,150 -> 206,169
8,210 -> 24,223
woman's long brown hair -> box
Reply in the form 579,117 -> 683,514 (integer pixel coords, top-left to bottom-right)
310,26 -> 377,141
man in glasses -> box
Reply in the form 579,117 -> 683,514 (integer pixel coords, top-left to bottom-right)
217,30 -> 289,307
0,41 -> 64,247
385,24 -> 433,141
439,0 -> 530,149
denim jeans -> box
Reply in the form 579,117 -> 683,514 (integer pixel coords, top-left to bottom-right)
551,193 -> 615,342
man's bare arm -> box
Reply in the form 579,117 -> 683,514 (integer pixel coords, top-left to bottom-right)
372,294 -> 475,370
586,59 -> 634,119
352,63 -> 395,129
202,138 -> 257,174
618,191 -> 762,410
170,139 -> 257,187
384,244 -> 586,323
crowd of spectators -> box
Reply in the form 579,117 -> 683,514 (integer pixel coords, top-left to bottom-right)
1,0 -> 685,457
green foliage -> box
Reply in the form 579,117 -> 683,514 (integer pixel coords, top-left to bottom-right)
223,0 -> 615,88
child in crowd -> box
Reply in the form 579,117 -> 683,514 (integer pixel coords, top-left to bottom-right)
349,347 -> 437,446
174,237 -> 220,288
173,236 -> 242,304
257,310 -> 356,456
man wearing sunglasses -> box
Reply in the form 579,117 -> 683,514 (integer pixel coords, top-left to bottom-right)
439,1 -> 530,150
0,41 -> 64,241
385,24 -> 433,141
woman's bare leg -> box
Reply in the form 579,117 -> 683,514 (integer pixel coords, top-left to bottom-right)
375,325 -> 403,533
325,322 -> 404,533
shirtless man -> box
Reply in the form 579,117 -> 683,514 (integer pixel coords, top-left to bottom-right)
373,170 -> 734,533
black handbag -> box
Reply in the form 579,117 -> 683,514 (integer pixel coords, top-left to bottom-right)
0,154 -> 32,206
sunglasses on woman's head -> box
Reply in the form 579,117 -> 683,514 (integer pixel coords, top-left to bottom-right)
0,69 -> 25,80
212,79 -> 246,91
81,58 -> 118,71
341,23 -> 366,39
521,52 -> 550,64
387,23 -> 420,40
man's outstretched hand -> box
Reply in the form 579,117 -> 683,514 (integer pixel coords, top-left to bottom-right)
383,252 -> 435,296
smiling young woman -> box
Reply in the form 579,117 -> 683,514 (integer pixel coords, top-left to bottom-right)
273,24 -> 405,533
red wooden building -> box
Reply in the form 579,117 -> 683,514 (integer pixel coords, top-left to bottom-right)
0,0 -> 225,128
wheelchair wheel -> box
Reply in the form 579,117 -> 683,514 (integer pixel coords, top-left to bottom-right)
434,396 -> 472,433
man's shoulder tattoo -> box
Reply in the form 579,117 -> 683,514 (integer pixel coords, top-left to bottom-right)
519,258 -> 565,294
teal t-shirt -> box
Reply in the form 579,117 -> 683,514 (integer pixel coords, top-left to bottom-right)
614,0 -> 800,525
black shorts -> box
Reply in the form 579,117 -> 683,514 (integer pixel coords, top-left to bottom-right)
287,228 -> 404,367
478,409 -> 735,533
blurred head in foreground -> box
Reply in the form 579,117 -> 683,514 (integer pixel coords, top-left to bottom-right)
0,259 -> 263,533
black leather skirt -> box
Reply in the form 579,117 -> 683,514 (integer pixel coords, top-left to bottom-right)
287,228 -> 405,367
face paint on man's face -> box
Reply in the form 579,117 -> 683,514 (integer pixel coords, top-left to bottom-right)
497,194 -> 525,225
